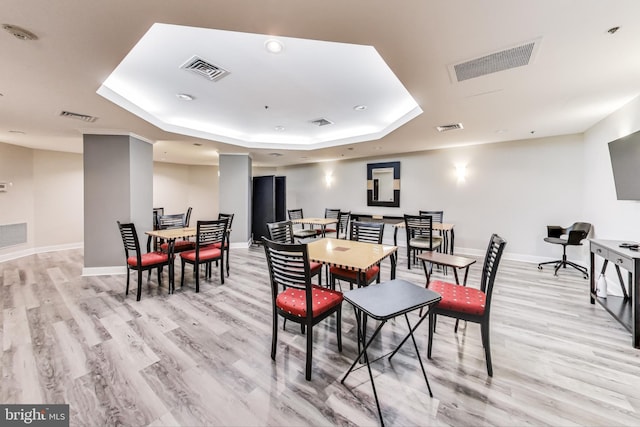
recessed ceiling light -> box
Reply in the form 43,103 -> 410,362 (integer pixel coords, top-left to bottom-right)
274,126 -> 285,131
265,39 -> 284,54
176,93 -> 194,101
354,105 -> 367,111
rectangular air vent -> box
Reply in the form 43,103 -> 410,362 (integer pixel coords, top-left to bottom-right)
311,118 -> 333,127
436,123 -> 464,132
60,111 -> 98,122
450,39 -> 540,82
0,223 -> 27,248
181,55 -> 229,82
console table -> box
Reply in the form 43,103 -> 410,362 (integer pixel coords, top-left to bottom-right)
589,239 -> 639,348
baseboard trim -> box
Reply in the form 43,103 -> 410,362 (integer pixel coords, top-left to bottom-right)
82,266 -> 126,276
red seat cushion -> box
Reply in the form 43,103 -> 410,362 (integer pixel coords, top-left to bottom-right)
212,242 -> 229,249
428,280 -> 486,315
309,261 -> 322,275
330,265 -> 380,283
276,285 -> 343,317
127,251 -> 168,267
160,240 -> 195,252
180,247 -> 222,262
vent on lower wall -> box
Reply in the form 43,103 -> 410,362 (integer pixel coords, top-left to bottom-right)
451,39 -> 539,82
0,222 -> 27,248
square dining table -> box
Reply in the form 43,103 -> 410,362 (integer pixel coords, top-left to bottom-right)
145,227 -> 197,293
291,217 -> 338,237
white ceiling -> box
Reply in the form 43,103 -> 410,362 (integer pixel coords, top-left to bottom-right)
1,0 -> 639,167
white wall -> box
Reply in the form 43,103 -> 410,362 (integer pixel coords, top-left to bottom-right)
279,134 -> 586,261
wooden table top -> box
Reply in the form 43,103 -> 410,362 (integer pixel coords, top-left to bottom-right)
307,237 -> 397,272
417,251 -> 476,269
291,218 -> 338,226
393,221 -> 454,231
145,227 -> 197,240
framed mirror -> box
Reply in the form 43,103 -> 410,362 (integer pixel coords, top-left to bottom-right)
367,161 -> 400,207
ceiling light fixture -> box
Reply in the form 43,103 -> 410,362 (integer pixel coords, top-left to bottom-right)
274,126 -> 285,131
2,24 -> 38,41
354,105 -> 367,111
176,93 -> 194,101
265,39 -> 284,54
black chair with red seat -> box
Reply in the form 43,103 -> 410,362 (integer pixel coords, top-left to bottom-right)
427,233 -> 507,377
330,221 -> 385,290
180,219 -> 227,292
262,237 -> 343,381
213,212 -> 234,277
336,211 -> 351,239
323,208 -> 341,237
537,222 -> 592,279
267,220 -> 323,286
117,221 -> 172,301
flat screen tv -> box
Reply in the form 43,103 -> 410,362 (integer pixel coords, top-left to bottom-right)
608,129 -> 640,200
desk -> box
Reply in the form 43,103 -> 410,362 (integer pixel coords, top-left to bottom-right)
306,238 -> 397,288
145,227 -> 196,293
291,217 -> 338,237
589,239 -> 640,348
393,221 -> 456,255
341,279 -> 442,426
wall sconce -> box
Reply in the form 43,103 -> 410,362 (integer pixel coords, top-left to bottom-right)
455,164 -> 467,183
325,172 -> 333,187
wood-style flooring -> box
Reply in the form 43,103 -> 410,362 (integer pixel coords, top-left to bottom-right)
1,245 -> 639,426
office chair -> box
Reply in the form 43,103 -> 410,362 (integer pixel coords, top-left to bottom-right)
537,222 -> 592,279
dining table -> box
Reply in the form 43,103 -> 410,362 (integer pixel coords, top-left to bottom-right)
291,217 -> 338,237
306,237 -> 398,288
145,226 -> 196,293
393,221 -> 456,254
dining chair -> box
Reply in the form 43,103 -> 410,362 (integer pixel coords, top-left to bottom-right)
323,208 -> 341,237
266,220 -> 323,285
419,210 -> 443,224
157,213 -> 195,253
427,233 -> 507,377
214,212 -> 234,277
262,237 -> 343,381
185,206 -> 193,227
330,221 -> 385,290
180,219 -> 227,292
336,211 -> 351,239
117,221 -> 171,301
404,214 -> 443,269
287,208 -> 318,240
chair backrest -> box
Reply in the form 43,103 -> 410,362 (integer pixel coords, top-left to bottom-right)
153,208 -> 164,230
218,213 -> 234,233
349,221 -> 384,244
324,208 -> 340,220
419,210 -> 443,224
404,214 -> 437,244
195,219 -> 227,249
262,237 -> 313,313
566,222 -> 592,245
288,208 -> 304,221
267,220 -> 295,244
117,221 -> 141,259
185,207 -> 193,227
480,233 -> 507,315
158,213 -> 186,230
337,211 -> 351,237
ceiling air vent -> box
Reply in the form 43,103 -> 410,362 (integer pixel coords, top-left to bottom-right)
436,123 -> 464,132
181,55 -> 229,82
450,39 -> 540,82
60,111 -> 98,122
310,118 -> 333,127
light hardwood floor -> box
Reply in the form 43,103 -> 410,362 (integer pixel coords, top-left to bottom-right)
1,245 -> 639,426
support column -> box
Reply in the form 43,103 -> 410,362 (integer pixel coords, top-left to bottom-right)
83,134 -> 153,275
219,154 -> 252,248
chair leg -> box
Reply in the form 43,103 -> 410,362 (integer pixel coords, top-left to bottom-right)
271,311 -> 278,360
481,320 -> 493,377
180,259 -> 186,289
226,248 -> 230,277
125,267 -> 130,295
195,261 -> 200,293
220,256 -> 225,285
407,247 -> 412,269
305,322 -> 313,381
336,307 -> 342,352
136,270 -> 143,301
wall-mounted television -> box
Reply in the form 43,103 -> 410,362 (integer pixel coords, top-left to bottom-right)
608,129 -> 640,200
